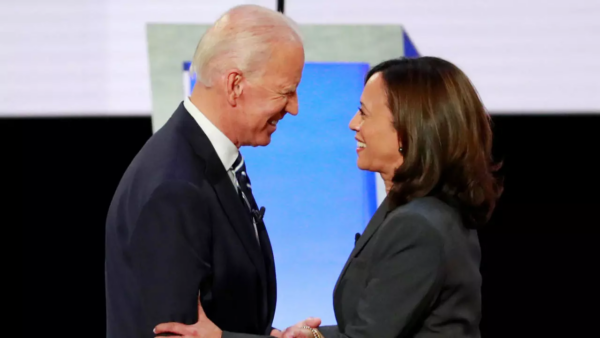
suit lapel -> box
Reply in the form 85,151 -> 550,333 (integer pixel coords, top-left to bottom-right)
174,103 -> 268,293
333,197 -> 390,295
210,167 -> 267,283
257,219 -> 277,326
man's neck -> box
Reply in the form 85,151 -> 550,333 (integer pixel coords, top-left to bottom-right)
190,88 -> 241,148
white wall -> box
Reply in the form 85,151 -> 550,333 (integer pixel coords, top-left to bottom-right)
0,0 -> 275,116
287,0 -> 600,113
2,0 -> 598,116
0,0 -> 110,115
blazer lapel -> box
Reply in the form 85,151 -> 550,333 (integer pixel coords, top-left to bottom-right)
174,103 -> 268,291
333,197 -> 390,295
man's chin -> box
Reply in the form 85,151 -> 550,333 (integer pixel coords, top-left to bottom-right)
251,134 -> 272,147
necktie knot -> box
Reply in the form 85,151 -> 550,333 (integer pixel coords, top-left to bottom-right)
232,153 -> 251,191
231,153 -> 262,243
231,152 -> 258,211
232,153 -> 244,174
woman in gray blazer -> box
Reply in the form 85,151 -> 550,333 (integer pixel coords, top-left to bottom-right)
285,56 -> 503,338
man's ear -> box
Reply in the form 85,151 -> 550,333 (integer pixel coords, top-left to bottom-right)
225,69 -> 244,107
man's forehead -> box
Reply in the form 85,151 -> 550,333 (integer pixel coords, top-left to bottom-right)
265,70 -> 301,90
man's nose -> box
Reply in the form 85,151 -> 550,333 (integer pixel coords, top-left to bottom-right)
286,94 -> 299,116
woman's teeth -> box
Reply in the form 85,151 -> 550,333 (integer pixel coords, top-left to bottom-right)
357,141 -> 367,148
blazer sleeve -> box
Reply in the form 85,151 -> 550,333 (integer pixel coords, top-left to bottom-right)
129,181 -> 213,336
318,325 -> 341,336
323,213 -> 445,338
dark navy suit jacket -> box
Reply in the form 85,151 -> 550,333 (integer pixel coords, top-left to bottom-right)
105,103 -> 276,338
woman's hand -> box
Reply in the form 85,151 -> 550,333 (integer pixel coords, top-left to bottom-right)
281,317 -> 322,338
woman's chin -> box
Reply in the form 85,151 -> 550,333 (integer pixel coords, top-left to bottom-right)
356,159 -> 370,171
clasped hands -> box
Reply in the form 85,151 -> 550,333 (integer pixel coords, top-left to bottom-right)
153,298 -> 321,338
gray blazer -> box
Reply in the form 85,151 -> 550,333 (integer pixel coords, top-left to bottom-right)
319,196 -> 481,338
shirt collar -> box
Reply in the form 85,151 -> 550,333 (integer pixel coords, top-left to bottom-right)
184,97 -> 238,171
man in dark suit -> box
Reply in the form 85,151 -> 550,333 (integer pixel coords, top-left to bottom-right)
105,5 -> 314,338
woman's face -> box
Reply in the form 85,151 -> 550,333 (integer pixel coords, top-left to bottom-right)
349,72 -> 404,176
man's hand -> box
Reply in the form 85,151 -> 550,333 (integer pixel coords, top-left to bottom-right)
270,328 -> 283,337
153,299 -> 222,338
281,317 -> 321,338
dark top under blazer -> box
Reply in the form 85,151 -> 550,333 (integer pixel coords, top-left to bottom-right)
319,196 -> 482,338
105,103 -> 277,338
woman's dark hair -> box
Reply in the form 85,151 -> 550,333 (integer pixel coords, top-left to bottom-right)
367,56 -> 503,228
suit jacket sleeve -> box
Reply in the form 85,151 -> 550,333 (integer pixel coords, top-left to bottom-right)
323,213 -> 445,338
221,332 -> 275,338
129,181 -> 213,335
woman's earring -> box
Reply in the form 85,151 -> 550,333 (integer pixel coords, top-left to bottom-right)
399,147 -> 403,153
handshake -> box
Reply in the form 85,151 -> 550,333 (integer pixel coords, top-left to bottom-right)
152,299 -> 323,338
270,317 -> 323,338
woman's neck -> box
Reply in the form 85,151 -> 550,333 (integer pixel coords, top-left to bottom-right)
380,157 -> 404,194
380,171 -> 394,194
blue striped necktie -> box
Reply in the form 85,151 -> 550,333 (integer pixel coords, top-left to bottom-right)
231,153 -> 262,241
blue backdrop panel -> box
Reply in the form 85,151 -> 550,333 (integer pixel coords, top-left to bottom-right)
241,62 -> 372,327
403,30 -> 420,58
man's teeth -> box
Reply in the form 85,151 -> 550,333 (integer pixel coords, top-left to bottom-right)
269,120 -> 278,126
357,141 -> 367,148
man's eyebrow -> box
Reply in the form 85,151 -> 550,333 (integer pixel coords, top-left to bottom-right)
282,85 -> 297,93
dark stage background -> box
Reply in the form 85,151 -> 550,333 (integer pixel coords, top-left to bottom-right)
19,114 -> 598,337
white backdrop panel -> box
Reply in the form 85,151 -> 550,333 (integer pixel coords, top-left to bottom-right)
286,0 -> 600,113
1,0 -> 598,116
0,0 -> 275,116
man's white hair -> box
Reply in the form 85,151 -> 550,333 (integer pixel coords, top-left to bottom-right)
191,5 -> 303,87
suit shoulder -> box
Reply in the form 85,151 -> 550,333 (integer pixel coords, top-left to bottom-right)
127,126 -> 208,185
146,180 -> 207,202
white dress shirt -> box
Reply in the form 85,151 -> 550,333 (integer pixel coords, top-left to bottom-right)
183,97 -> 259,241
